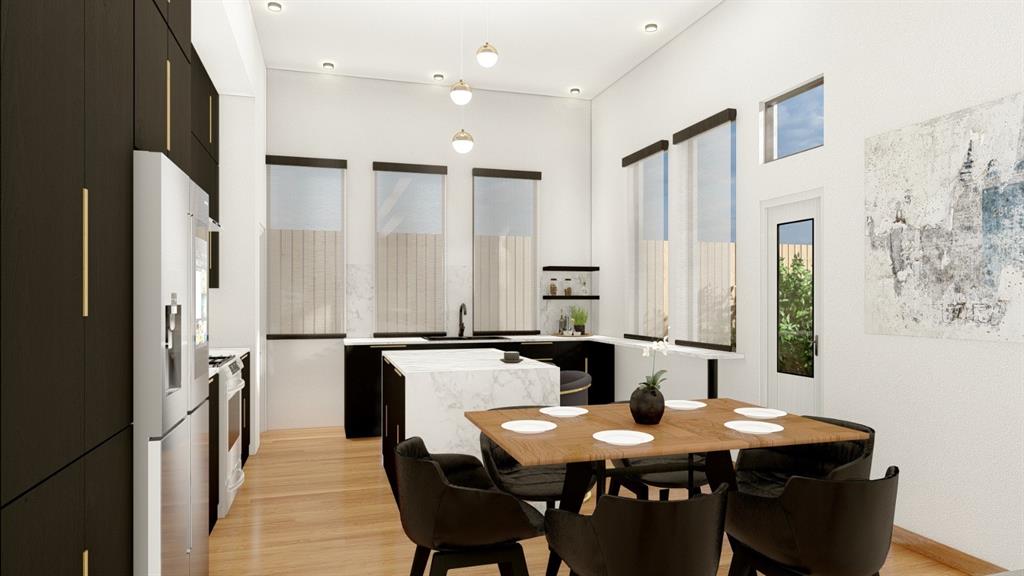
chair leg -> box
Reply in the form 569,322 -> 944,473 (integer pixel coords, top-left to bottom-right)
498,545 -> 529,576
635,483 -> 649,500
608,478 -> 621,496
545,549 -> 562,576
427,554 -> 449,576
726,537 -> 756,576
688,484 -> 702,499
659,488 -> 670,501
410,546 -> 430,576
546,499 -> 556,510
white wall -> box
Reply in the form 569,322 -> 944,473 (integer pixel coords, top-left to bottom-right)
592,0 -> 1023,568
266,70 -> 592,427
197,1 -> 268,451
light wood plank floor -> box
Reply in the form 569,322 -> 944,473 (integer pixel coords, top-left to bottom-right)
210,427 -> 965,576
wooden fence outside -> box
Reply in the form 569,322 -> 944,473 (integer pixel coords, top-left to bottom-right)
267,229 -> 345,335
375,232 -> 445,334
474,235 -> 536,332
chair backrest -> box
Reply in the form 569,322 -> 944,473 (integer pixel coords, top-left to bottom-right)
781,466 -> 900,576
394,437 -> 448,548
593,486 -> 728,576
736,416 -> 875,480
479,406 -> 540,481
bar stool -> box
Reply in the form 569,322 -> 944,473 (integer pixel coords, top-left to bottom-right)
560,370 -> 591,406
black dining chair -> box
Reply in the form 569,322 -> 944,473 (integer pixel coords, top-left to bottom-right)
544,485 -> 729,576
726,466 -> 900,576
480,406 -> 596,509
735,416 -> 875,498
394,437 -> 544,576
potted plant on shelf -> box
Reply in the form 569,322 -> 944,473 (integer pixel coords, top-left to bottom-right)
570,306 -> 588,335
630,335 -> 670,425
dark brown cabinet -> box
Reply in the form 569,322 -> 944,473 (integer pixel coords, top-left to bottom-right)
1,457 -> 85,575
191,49 -> 219,163
134,0 -> 169,154
85,0 -> 134,451
191,135 -> 219,216
168,34 -> 191,173
167,0 -> 190,60
84,428 -> 133,576
0,428 -> 130,576
1,0 -> 86,505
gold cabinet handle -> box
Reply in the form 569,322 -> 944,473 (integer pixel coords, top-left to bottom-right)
585,357 -> 589,373
82,549 -> 89,576
82,188 -> 89,317
208,95 -> 213,144
165,59 -> 171,152
522,341 -> 553,346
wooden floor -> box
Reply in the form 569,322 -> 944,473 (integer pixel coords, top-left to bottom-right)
210,427 -> 966,576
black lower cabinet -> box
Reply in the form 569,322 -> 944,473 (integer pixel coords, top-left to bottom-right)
240,353 -> 252,467
1,426 -> 130,576
84,427 -> 132,575
1,459 -> 85,575
209,374 -> 220,533
381,359 -> 406,496
344,345 -> 385,438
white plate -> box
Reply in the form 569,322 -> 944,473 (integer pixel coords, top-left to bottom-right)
592,430 -> 654,446
539,406 -> 589,418
501,420 -> 557,434
724,420 -> 784,435
665,400 -> 707,411
734,407 -> 788,420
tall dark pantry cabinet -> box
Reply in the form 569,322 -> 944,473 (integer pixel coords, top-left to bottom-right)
1,0 -> 133,574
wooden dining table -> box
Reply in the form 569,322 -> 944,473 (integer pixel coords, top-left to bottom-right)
465,398 -> 870,575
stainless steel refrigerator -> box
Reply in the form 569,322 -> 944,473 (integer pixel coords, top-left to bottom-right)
133,151 -> 210,576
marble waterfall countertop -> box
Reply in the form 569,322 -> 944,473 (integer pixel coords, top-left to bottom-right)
383,348 -> 560,460
383,347 -> 559,375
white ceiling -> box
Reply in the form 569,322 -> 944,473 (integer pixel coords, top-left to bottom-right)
250,0 -> 721,99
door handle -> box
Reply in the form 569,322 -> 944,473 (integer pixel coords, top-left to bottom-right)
813,335 -> 819,357
209,95 -> 213,144
82,188 -> 89,317
165,59 -> 171,152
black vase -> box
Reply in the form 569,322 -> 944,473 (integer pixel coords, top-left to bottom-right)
630,386 -> 665,425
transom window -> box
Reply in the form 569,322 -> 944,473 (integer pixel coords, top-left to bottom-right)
763,76 -> 824,162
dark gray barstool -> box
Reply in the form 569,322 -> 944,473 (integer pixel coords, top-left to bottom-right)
560,370 -> 591,406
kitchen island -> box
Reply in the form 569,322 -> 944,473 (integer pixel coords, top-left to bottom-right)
380,348 -> 559,495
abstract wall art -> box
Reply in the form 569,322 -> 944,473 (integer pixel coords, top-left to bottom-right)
865,92 -> 1024,342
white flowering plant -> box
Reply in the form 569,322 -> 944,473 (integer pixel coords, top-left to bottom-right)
639,334 -> 671,391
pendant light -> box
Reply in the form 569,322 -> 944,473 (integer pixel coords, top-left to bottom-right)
476,42 -> 498,68
476,5 -> 498,68
450,80 -> 472,106
452,129 -> 474,154
449,10 -> 473,106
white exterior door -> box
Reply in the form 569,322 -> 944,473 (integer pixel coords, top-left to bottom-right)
765,196 -> 821,415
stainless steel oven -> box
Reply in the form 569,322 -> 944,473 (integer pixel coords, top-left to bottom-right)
210,352 -> 245,516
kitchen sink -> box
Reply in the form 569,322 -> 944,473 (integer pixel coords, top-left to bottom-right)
423,335 -> 508,341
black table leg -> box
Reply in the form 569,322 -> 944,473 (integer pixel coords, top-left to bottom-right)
546,461 -> 596,576
704,450 -> 737,492
707,359 -> 719,399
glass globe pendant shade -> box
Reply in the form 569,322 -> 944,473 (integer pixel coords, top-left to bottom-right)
449,80 -> 473,106
452,129 -> 474,154
476,42 -> 499,68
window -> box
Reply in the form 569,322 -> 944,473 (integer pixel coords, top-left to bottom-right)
472,168 -> 540,334
673,109 -> 736,350
763,77 -> 824,162
624,141 -> 669,339
777,219 -> 814,377
266,156 -> 346,336
373,162 -> 446,335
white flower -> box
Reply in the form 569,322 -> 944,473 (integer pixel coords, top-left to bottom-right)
642,346 -> 651,358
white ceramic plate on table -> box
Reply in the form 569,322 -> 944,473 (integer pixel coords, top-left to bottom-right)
734,407 -> 787,419
724,420 -> 784,435
501,420 -> 557,434
665,400 -> 707,411
539,406 -> 589,418
592,430 -> 654,446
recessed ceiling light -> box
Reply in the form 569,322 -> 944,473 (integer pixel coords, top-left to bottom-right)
569,87 -> 582,96
267,1 -> 283,12
644,22 -> 659,33
321,61 -> 335,71
432,72 -> 445,82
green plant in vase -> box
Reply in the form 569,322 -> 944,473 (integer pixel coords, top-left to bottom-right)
570,306 -> 589,334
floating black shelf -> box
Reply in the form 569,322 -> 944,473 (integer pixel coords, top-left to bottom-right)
542,295 -> 600,300
542,266 -> 600,272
